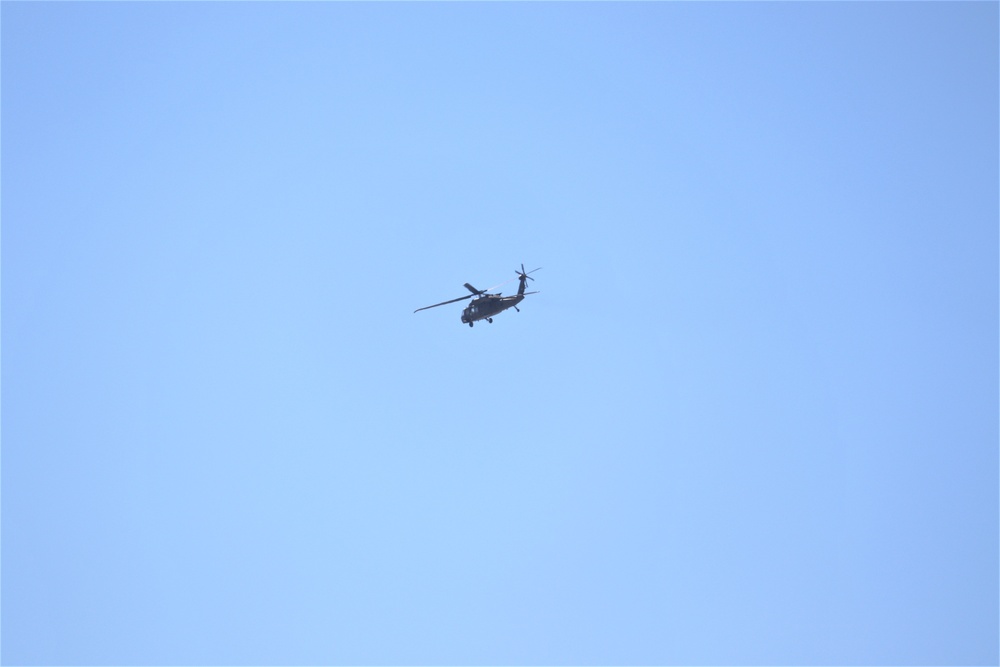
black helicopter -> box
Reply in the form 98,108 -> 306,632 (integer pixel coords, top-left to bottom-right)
414,264 -> 541,327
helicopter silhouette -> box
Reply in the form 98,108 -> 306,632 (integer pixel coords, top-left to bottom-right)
414,264 -> 541,327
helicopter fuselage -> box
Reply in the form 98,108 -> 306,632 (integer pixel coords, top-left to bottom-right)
461,294 -> 524,326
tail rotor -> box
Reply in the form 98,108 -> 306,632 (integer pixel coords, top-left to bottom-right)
516,264 -> 541,296
516,263 -> 541,282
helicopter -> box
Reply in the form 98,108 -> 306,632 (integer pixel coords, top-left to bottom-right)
414,264 -> 541,327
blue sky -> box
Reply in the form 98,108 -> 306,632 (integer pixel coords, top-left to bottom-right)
2,2 -> 997,665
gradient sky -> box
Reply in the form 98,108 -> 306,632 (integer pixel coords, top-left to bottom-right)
2,2 -> 997,665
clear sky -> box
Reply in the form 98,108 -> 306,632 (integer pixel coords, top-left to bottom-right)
2,2 -> 997,665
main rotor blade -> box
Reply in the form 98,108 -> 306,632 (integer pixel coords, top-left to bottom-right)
416,268 -> 535,314
482,276 -> 519,293
414,293 -> 474,313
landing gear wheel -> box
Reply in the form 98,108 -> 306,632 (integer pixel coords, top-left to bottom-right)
468,322 -> 474,328
487,318 -> 493,323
